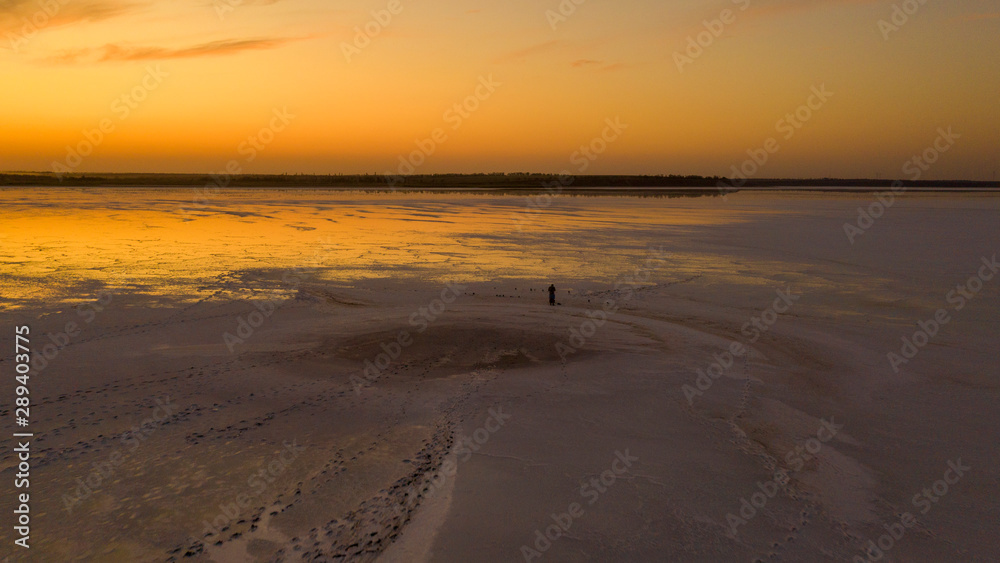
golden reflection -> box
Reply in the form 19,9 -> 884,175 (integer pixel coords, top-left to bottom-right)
0,188 -> 750,306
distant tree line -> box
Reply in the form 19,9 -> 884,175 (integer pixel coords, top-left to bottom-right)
1,172 -> 996,190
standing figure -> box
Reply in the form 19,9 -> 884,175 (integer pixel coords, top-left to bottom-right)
548,284 -> 556,306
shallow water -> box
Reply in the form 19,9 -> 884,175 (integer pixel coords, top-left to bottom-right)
0,189 -> 727,304
1,188 -> 997,313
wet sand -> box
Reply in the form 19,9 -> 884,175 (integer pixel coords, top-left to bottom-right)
0,189 -> 997,562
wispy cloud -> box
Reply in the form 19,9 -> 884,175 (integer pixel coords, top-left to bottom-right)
41,36 -> 306,64
0,0 -> 144,33
600,62 -> 627,72
493,40 -> 560,64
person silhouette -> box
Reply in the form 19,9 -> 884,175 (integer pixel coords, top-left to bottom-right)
548,284 -> 556,306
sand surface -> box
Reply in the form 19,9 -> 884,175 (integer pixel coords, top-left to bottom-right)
0,189 -> 998,562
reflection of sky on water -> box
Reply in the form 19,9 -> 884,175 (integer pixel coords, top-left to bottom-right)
0,188 -> 856,307
0,189 -> 733,301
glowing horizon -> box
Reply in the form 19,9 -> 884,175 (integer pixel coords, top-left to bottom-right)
1,0 -> 998,180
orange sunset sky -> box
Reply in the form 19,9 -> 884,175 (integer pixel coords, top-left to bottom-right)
1,0 -> 998,179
